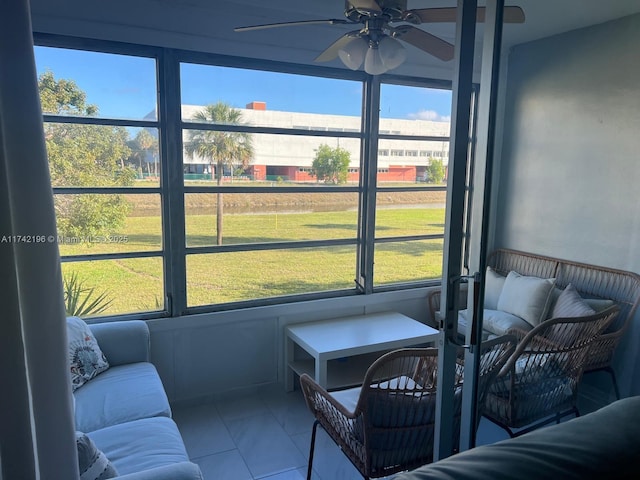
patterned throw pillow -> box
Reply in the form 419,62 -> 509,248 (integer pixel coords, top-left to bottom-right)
76,432 -> 118,480
67,316 -> 109,391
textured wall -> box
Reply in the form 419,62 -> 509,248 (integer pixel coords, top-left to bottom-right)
493,13 -> 640,397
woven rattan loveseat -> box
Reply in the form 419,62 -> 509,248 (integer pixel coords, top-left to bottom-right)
427,249 -> 640,399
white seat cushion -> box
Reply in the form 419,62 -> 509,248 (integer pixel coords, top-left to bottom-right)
330,386 -> 361,413
88,417 -> 189,476
459,309 -> 532,338
74,362 -> 171,432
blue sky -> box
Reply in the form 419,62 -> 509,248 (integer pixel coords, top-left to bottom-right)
34,46 -> 452,122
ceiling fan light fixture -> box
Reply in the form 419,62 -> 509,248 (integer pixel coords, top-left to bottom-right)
338,36 -> 369,70
378,35 -> 406,70
364,45 -> 388,75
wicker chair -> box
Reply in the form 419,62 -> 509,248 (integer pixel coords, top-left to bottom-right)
300,336 -> 516,480
483,306 -> 619,437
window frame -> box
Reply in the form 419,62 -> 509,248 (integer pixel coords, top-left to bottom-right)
34,33 -> 473,320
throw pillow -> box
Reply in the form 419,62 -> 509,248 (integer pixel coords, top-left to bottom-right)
584,298 -> 615,312
484,267 -> 506,310
497,271 -> 555,327
551,284 -> 595,318
67,316 -> 109,391
76,432 -> 118,480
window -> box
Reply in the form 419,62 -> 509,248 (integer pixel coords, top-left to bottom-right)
375,83 -> 452,286
34,39 -> 464,318
34,45 -> 164,317
180,63 -> 362,307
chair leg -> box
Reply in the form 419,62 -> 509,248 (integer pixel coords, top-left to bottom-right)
605,366 -> 621,400
307,420 -> 320,480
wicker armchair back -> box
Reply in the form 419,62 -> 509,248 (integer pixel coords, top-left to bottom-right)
484,306 -> 619,436
300,336 -> 515,479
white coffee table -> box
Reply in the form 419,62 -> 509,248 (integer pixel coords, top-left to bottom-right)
284,311 -> 438,391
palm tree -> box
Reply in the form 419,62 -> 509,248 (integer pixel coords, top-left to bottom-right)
185,102 -> 254,245
133,129 -> 158,176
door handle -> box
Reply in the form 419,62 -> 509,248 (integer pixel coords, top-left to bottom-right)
446,272 -> 481,350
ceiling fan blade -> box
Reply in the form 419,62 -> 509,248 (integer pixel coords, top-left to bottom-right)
347,0 -> 382,13
315,31 -> 361,62
235,19 -> 351,32
407,6 -> 525,24
391,25 -> 454,61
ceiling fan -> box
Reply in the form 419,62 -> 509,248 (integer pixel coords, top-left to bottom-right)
235,0 -> 525,75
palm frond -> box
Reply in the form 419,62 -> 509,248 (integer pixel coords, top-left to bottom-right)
63,272 -> 113,317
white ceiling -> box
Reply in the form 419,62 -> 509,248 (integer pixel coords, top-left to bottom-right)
29,0 -> 640,79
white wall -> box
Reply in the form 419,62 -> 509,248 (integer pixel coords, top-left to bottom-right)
147,287 -> 434,403
492,13 -> 640,399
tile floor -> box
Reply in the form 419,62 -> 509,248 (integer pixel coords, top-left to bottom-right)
172,384 -> 511,480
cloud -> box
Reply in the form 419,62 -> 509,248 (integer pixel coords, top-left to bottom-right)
407,109 -> 451,122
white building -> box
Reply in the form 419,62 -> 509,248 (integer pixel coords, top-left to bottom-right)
181,101 -> 450,182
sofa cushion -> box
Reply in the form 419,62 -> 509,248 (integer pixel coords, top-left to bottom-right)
551,284 -> 595,318
76,431 -> 118,480
74,362 -> 171,432
547,288 -> 616,319
394,397 -> 640,480
68,316 -> 110,391
485,267 -> 506,310
497,272 -> 555,327
88,417 -> 189,477
457,310 -> 492,341
458,309 -> 532,338
584,298 -> 616,312
482,309 -> 533,336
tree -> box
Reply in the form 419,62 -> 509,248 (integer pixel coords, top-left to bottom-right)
184,102 -> 254,245
425,158 -> 445,184
128,129 -> 158,177
39,70 -> 98,116
311,144 -> 351,184
38,71 -> 135,239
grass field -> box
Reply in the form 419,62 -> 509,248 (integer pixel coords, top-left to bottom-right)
61,203 -> 446,316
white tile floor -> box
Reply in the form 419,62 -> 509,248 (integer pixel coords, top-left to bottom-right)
172,384 -> 511,480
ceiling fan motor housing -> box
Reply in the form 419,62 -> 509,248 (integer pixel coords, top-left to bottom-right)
345,0 -> 408,22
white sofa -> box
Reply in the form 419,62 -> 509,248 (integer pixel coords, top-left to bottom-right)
73,319 -> 202,480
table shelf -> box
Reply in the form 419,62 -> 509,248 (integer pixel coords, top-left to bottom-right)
289,351 -> 390,391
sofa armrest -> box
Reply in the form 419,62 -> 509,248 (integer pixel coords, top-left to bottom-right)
89,320 -> 150,366
116,462 -> 203,480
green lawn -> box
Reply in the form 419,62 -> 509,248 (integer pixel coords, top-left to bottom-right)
62,207 -> 445,316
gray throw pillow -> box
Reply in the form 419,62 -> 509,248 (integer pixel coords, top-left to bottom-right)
551,284 -> 595,318
76,432 -> 118,480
